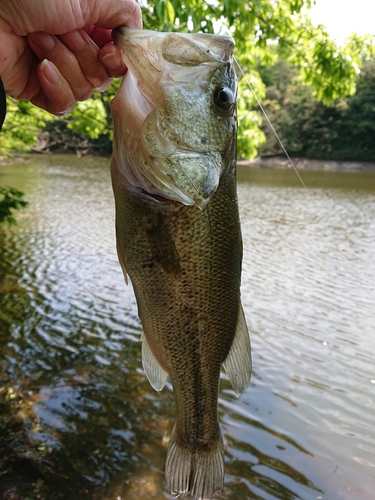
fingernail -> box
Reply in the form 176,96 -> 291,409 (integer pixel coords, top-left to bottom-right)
101,52 -> 122,70
60,30 -> 85,51
40,59 -> 60,85
30,32 -> 55,51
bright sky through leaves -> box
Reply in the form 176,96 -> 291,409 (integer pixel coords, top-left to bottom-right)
309,0 -> 375,44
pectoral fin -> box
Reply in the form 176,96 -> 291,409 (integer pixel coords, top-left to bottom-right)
223,303 -> 252,397
141,332 -> 168,391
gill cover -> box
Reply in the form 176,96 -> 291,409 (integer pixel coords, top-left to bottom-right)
111,28 -> 237,209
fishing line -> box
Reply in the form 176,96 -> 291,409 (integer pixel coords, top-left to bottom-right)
233,56 -> 307,190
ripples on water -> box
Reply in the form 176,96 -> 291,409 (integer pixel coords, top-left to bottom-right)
0,156 -> 374,499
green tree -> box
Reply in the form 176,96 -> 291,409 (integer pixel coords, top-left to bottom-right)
258,57 -> 375,161
1,0 -> 374,159
0,98 -> 53,154
256,59 -> 297,156
332,59 -> 375,161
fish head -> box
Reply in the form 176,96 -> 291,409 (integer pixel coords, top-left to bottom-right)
111,28 -> 237,209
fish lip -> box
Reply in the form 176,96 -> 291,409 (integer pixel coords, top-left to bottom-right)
112,26 -> 138,46
139,188 -> 174,204
134,187 -> 187,214
112,26 -> 130,40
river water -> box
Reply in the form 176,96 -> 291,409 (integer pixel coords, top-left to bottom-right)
0,155 -> 374,500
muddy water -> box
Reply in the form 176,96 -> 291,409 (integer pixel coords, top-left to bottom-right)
0,155 -> 374,499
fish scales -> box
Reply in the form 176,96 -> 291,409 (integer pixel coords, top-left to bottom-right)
111,28 -> 251,500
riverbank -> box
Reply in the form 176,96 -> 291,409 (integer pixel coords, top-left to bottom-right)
0,154 -> 29,167
239,156 -> 375,172
2,153 -> 375,172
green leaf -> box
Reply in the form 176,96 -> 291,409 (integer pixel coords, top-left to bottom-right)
0,186 -> 28,225
166,0 -> 175,23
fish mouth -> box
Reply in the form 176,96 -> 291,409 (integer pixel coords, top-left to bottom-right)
112,144 -> 224,209
139,188 -> 172,204
111,28 -> 236,210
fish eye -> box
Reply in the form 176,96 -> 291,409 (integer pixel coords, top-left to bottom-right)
213,86 -> 235,114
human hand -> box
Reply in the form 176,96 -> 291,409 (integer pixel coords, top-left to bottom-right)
0,0 -> 142,115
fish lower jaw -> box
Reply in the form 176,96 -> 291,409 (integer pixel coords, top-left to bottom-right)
128,183 -> 197,208
139,187 -> 172,204
138,187 -> 209,210
114,152 -> 210,208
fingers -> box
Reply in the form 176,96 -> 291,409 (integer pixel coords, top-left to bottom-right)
84,25 -> 113,46
93,0 -> 143,30
28,31 -> 96,100
1,0 -> 142,117
58,29 -> 113,90
0,0 -> 142,36
27,29 -> 127,115
99,43 -> 127,78
85,25 -> 128,78
32,59 -> 76,115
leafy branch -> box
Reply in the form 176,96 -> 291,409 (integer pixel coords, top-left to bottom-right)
0,187 -> 28,225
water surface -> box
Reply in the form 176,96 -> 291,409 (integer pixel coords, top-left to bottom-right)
0,155 -> 374,499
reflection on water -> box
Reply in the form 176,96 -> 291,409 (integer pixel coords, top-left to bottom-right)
0,155 -> 374,499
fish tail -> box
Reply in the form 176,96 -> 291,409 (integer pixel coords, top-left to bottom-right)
166,425 -> 224,500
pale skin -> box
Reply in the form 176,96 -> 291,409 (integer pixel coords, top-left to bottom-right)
0,0 -> 142,115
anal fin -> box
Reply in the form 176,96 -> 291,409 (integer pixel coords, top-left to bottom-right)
141,332 -> 168,391
223,302 -> 252,397
116,237 -> 128,285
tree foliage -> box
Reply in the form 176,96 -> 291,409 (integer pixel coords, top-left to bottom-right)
141,0 -> 375,157
0,187 -> 28,225
142,0 -> 374,99
0,98 -> 52,153
259,58 -> 375,161
1,0 -> 374,160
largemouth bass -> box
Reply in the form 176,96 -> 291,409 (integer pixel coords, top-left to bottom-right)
110,27 -> 251,500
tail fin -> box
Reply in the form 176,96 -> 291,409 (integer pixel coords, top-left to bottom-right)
165,425 -> 224,500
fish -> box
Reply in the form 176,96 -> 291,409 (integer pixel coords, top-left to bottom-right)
110,27 -> 251,500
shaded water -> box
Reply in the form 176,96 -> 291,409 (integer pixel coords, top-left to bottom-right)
0,155 -> 374,499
